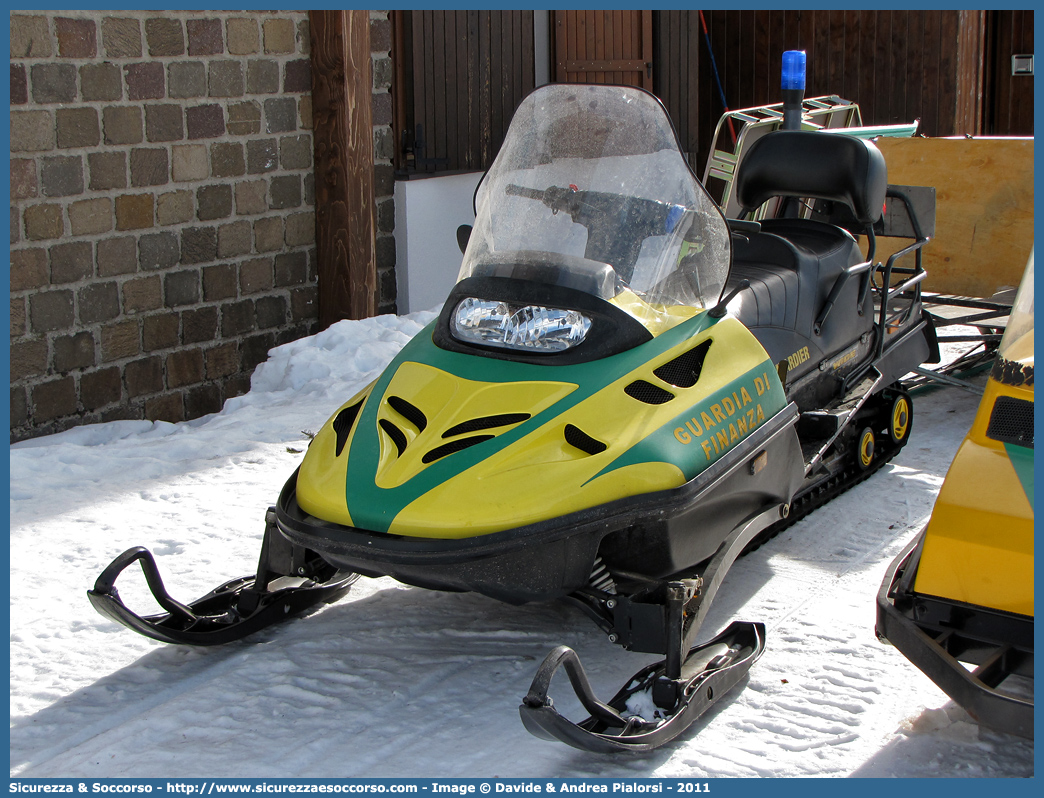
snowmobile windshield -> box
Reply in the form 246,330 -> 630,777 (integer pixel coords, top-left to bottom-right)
459,84 -> 730,338
997,250 -> 1033,368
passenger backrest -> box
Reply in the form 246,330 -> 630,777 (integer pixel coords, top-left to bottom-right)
735,131 -> 887,225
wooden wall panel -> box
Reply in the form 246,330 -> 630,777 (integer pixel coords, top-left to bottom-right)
554,10 -> 653,89
397,10 -> 535,174
985,10 -> 1034,135
656,11 -> 993,170
876,137 -> 1034,297
310,10 -> 376,325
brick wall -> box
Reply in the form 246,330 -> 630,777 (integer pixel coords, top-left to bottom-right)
10,11 -> 397,442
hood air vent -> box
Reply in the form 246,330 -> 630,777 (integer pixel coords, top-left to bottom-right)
387,395 -> 427,431
564,424 -> 607,455
379,419 -> 408,456
986,396 -> 1034,448
443,413 -> 531,438
332,402 -> 362,456
422,435 -> 495,464
654,340 -> 712,388
625,380 -> 675,405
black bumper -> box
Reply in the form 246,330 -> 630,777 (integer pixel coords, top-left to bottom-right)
275,403 -> 802,604
876,536 -> 1034,739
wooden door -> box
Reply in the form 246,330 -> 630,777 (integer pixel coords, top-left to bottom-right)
553,10 -> 653,89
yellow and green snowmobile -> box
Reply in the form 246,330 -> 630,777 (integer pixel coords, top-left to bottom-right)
90,81 -> 937,751
877,252 -> 1033,739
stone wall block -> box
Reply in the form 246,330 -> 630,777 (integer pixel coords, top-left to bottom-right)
124,356 -> 163,397
269,174 -> 301,209
197,184 -> 233,221
78,282 -> 120,324
187,19 -> 223,56
30,290 -> 75,333
11,249 -> 49,292
103,106 -> 143,146
115,193 -> 154,230
101,320 -> 140,361
235,180 -> 267,215
31,64 -> 77,104
209,61 -> 245,98
180,226 -> 218,264
240,257 -> 274,293
186,104 -> 225,139
23,204 -> 65,240
218,220 -> 252,258
203,263 -> 238,301
255,295 -> 287,329
205,341 -> 239,379
130,147 -> 169,188
168,62 -> 206,99
55,17 -> 97,58
101,17 -> 141,59
264,97 -> 297,133
33,378 -> 78,422
81,367 -> 122,411
227,19 -> 259,55
88,151 -> 128,190
165,270 -> 202,307
284,59 -> 311,93
145,18 -> 184,57
247,60 -> 279,95
125,62 -> 165,101
263,19 -> 295,54
40,155 -> 84,198
57,107 -> 101,149
285,211 -> 315,247
138,231 -> 180,271
12,339 -> 49,382
172,144 -> 209,182
227,101 -> 261,136
143,313 -> 180,351
54,331 -> 97,372
157,190 -> 194,225
211,142 -> 246,178
122,276 -> 162,314
96,236 -> 137,277
253,217 -> 283,252
11,15 -> 53,59
145,104 -> 184,143
69,197 -> 114,236
80,63 -> 123,102
144,392 -> 185,423
11,110 -> 54,153
182,307 -> 218,344
221,300 -> 255,337
49,241 -> 93,284
246,138 -> 278,174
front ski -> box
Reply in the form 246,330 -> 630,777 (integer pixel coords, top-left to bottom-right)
520,621 -> 765,753
88,509 -> 357,646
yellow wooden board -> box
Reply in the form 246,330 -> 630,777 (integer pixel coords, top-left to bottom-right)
875,137 -> 1034,298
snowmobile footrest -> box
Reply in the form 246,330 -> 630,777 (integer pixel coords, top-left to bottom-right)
519,621 -> 765,752
88,509 -> 358,646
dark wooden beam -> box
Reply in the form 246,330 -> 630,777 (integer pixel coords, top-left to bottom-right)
309,10 -> 377,326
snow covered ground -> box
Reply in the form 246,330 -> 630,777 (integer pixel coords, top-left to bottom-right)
9,312 -> 1034,778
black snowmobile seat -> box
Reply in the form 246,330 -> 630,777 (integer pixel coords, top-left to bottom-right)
726,132 -> 887,362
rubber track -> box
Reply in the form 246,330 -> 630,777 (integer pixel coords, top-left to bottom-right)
742,436 -> 906,556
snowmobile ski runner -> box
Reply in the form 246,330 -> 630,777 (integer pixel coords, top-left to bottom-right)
91,79 -> 937,751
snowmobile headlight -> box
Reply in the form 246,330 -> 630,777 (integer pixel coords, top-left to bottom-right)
452,297 -> 592,353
